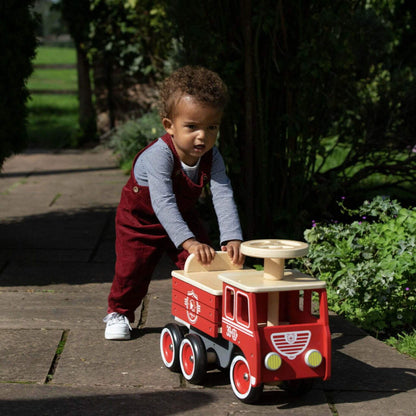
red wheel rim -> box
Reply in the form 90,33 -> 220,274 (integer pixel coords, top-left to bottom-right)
181,341 -> 194,376
162,330 -> 173,364
233,359 -> 250,395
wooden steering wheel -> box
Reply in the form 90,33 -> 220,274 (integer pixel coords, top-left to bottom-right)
241,239 -> 309,280
241,239 -> 308,259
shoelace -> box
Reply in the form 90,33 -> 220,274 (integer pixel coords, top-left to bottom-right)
103,312 -> 132,330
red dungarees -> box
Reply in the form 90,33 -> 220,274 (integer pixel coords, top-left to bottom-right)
108,133 -> 212,323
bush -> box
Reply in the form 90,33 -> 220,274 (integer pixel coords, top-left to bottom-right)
297,196 -> 416,336
108,110 -> 164,172
0,1 -> 38,168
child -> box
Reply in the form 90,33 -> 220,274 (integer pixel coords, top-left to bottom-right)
104,66 -> 244,340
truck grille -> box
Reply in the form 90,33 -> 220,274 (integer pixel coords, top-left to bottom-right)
270,330 -> 311,360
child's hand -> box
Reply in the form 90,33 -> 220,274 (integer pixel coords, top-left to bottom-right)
221,240 -> 245,265
183,238 -> 216,265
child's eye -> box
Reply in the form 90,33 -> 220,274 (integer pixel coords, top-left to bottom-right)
185,124 -> 196,130
209,125 -> 219,131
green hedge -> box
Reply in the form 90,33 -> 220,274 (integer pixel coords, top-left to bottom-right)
108,110 -> 164,172
0,0 -> 37,168
297,196 -> 416,337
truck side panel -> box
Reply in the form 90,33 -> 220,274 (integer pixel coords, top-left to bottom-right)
172,276 -> 222,338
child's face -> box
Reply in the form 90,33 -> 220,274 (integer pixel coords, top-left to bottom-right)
163,95 -> 223,166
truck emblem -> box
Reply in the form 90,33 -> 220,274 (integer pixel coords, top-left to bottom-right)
271,330 -> 311,360
184,290 -> 200,324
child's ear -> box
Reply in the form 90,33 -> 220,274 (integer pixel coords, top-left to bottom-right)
162,118 -> 174,135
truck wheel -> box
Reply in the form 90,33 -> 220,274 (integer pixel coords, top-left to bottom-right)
230,355 -> 263,403
160,323 -> 185,372
179,334 -> 207,384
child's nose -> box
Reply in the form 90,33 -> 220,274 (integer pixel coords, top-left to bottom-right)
196,129 -> 206,140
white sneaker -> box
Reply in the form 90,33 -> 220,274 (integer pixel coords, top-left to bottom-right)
104,312 -> 132,340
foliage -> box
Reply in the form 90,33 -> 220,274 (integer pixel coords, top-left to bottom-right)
88,0 -> 173,78
108,110 -> 164,172
166,0 -> 416,238
59,0 -> 97,144
386,330 -> 416,358
33,0 -> 66,38
297,196 -> 416,336
0,0 -> 38,168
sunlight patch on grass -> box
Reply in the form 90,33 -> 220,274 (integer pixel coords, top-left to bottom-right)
34,46 -> 76,65
28,68 -> 77,91
27,94 -> 79,148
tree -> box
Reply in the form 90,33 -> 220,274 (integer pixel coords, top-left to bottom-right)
60,0 -> 97,144
0,0 -> 37,168
167,0 -> 416,239
88,0 -> 173,132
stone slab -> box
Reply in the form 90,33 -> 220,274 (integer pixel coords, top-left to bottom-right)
0,209 -> 112,251
0,329 -> 63,383
325,335 -> 416,391
0,290 -> 109,329
51,329 -> 181,389
328,313 -> 368,337
0,261 -> 114,287
0,280 -> 172,330
332,390 -> 416,416
1,248 -> 92,263
0,148 -> 126,219
0,380 -> 332,415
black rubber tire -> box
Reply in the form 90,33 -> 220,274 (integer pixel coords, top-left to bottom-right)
160,323 -> 185,372
229,355 -> 263,404
179,333 -> 207,384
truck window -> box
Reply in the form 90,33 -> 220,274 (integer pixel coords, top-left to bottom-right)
225,286 -> 235,319
299,290 -> 304,312
236,292 -> 250,327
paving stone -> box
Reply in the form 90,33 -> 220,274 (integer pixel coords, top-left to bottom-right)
0,261 -> 114,287
0,290 -> 108,329
325,334 -> 416,391
0,329 -> 63,383
329,313 -> 368,337
0,209 -> 112,251
0,381 -> 332,416
0,149 -> 125,219
1,248 -> 92,263
51,329 -> 181,389
332,390 -> 416,416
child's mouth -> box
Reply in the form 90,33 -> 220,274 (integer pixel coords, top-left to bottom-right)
194,145 -> 205,152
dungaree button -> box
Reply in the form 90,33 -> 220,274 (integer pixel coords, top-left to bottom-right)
133,186 -> 139,193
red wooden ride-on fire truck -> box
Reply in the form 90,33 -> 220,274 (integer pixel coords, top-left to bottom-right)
160,239 -> 331,403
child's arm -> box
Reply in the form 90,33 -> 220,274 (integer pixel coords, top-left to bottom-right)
136,141 -> 196,248
210,148 -> 244,262
182,238 -> 216,265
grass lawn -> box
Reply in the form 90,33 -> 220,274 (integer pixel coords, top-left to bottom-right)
34,45 -> 76,65
27,94 -> 79,148
28,68 -> 77,91
27,45 -> 79,148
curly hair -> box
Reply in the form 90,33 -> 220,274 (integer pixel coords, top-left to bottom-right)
158,66 -> 229,119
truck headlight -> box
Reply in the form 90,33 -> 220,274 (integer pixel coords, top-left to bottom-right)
264,352 -> 282,370
305,349 -> 322,368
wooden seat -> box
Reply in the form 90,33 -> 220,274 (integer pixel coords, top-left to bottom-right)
172,251 -> 243,295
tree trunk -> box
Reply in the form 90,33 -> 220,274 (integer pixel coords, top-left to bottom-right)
76,45 -> 96,142
242,0 -> 255,238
